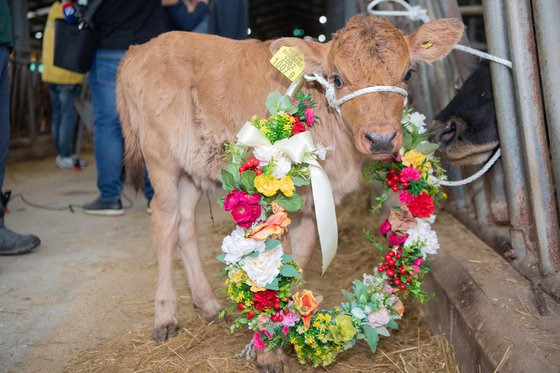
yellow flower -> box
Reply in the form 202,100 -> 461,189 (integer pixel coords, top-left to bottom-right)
278,175 -> 295,197
329,315 -> 357,344
290,337 -> 298,344
313,320 -> 321,328
246,277 -> 266,292
323,314 -> 332,323
305,336 -> 315,345
254,174 -> 280,197
279,113 -> 295,124
228,269 -> 247,284
402,150 -> 432,171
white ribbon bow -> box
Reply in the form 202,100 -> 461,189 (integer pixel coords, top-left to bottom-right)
236,123 -> 338,273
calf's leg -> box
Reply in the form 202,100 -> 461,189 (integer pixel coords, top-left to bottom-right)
288,213 -> 318,273
150,166 -> 182,343
177,175 -> 221,319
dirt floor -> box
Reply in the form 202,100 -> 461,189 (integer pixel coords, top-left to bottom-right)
0,153 -> 459,372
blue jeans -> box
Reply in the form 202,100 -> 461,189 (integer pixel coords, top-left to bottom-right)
0,46 -> 10,192
48,83 -> 81,158
89,49 -> 153,201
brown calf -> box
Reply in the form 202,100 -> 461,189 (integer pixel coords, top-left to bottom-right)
117,14 -> 463,360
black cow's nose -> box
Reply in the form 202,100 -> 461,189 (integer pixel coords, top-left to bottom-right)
365,131 -> 397,153
430,120 -> 457,147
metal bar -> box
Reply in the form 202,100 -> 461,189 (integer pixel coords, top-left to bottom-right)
481,0 -> 533,261
488,160 -> 509,223
532,0 -> 560,228
459,5 -> 483,17
504,0 -> 560,272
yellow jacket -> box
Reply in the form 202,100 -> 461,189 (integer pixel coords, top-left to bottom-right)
41,2 -> 85,85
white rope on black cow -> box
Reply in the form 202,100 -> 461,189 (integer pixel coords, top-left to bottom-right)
367,0 -> 513,187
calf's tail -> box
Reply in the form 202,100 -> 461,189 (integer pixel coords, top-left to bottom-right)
116,59 -> 145,192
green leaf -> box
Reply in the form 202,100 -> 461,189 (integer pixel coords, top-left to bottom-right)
363,325 -> 380,353
291,175 -> 310,187
275,193 -> 303,212
281,254 -> 293,263
217,196 -> 225,208
265,278 -> 279,290
238,317 -> 249,324
216,253 -> 226,263
265,91 -> 297,116
415,141 -> 439,155
221,170 -> 237,192
375,326 -> 390,337
241,170 -> 257,193
387,320 -> 399,330
341,290 -> 354,303
280,264 -> 300,278
403,133 -> 413,150
265,238 -> 281,250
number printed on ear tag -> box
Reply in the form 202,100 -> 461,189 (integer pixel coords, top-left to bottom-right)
270,46 -> 305,81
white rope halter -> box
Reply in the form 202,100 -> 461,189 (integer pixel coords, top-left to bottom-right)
303,73 -> 408,115
367,0 -> 513,186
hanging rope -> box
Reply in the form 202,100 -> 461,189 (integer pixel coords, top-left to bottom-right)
367,0 -> 513,186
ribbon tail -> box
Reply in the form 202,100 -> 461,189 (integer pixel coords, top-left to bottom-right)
308,159 -> 338,274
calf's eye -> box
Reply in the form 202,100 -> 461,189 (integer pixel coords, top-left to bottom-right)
333,75 -> 343,88
404,69 -> 413,83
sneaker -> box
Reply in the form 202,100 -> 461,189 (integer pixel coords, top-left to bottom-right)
83,197 -> 125,216
146,199 -> 152,215
56,155 -> 74,169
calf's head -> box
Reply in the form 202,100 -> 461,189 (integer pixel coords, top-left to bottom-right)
429,61 -> 499,165
271,15 -> 464,159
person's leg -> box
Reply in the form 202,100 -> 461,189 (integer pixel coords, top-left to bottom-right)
48,84 -> 62,156
57,84 -> 81,158
0,45 -> 40,255
83,50 -> 125,215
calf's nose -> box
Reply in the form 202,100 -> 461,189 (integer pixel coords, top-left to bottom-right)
429,120 -> 457,147
365,131 -> 397,153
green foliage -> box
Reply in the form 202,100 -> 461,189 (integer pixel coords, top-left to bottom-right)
275,193 -> 303,212
265,91 -> 298,116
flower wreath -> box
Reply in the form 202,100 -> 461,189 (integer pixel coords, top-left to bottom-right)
217,91 -> 446,367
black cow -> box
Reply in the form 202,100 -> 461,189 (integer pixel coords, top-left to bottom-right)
429,61 -> 499,165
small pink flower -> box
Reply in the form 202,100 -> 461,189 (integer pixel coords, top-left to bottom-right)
304,108 -> 315,126
263,330 -> 274,339
385,284 -> 394,294
224,190 -> 244,211
366,307 -> 391,327
413,258 -> 423,266
231,203 -> 254,228
281,311 -> 301,327
379,219 -> 392,235
291,97 -> 299,105
400,167 -> 421,183
240,191 -> 261,204
282,326 -> 290,337
253,332 -> 266,350
395,155 -> 402,162
388,233 -> 408,246
399,190 -> 415,204
412,265 -> 421,273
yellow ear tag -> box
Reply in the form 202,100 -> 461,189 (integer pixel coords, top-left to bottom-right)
421,38 -> 434,49
270,46 -> 305,81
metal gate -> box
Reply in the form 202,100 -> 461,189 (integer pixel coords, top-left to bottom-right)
366,0 -> 560,310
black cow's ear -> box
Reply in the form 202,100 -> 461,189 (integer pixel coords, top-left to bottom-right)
270,37 -> 329,75
407,18 -> 464,63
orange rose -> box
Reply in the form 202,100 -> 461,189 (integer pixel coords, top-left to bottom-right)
392,298 -> 404,317
293,289 -> 323,330
247,203 -> 291,241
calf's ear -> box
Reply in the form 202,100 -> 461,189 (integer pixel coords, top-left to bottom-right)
407,18 -> 464,63
270,38 -> 329,75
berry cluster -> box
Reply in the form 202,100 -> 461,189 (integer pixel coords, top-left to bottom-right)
377,249 -> 411,291
239,157 -> 263,175
238,296 -> 291,321
385,169 -> 409,192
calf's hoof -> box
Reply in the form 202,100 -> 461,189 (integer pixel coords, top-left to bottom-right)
152,321 -> 179,344
256,349 -> 285,373
193,300 -> 222,321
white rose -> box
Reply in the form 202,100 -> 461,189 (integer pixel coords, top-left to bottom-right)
272,156 -> 292,179
241,245 -> 283,287
254,145 -> 281,164
405,217 -> 440,258
221,227 -> 266,264
409,112 -> 427,134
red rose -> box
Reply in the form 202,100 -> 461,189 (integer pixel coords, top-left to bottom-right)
407,192 -> 435,218
253,289 -> 278,311
291,115 -> 306,135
